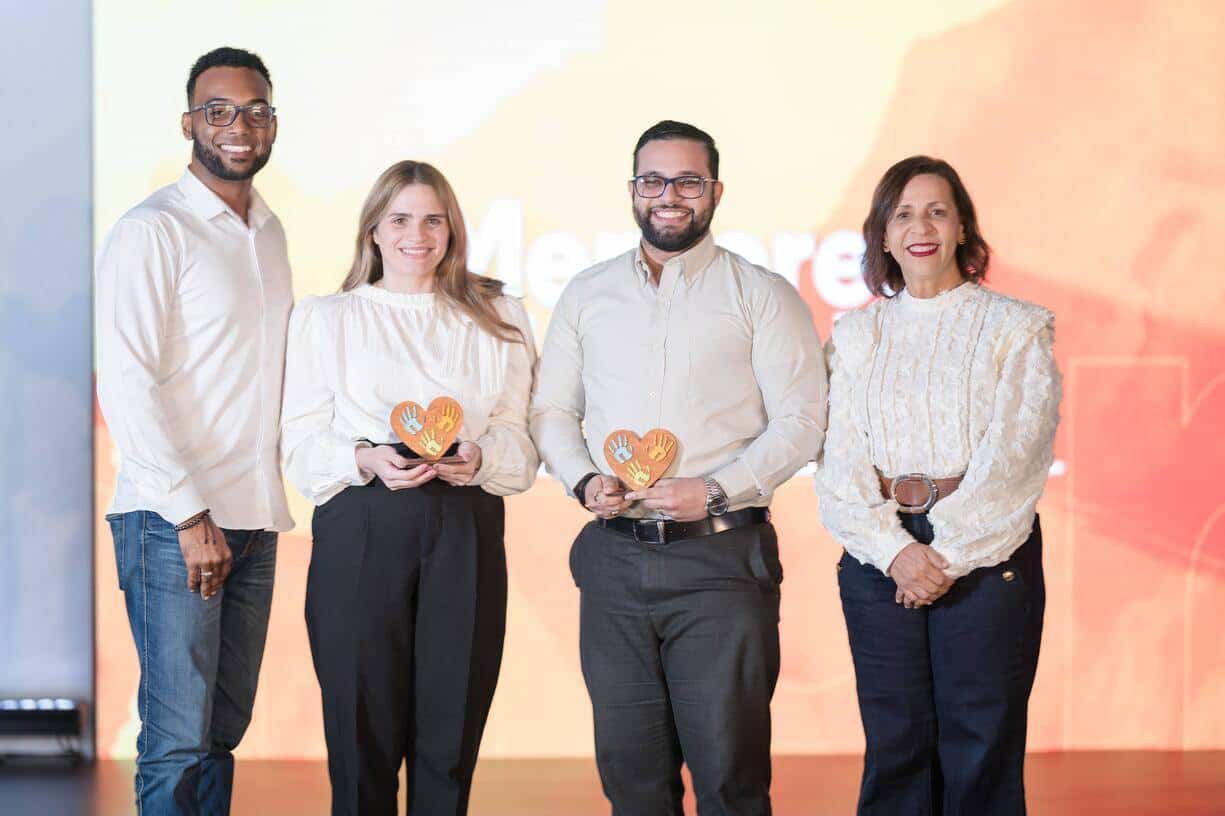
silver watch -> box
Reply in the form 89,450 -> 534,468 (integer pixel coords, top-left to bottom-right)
704,478 -> 729,516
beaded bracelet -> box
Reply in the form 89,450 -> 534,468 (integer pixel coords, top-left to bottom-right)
174,509 -> 211,532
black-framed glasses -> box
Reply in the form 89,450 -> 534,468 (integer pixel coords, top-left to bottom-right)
630,174 -> 717,199
187,102 -> 277,128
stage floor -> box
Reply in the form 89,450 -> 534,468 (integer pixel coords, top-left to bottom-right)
1,752 -> 1222,814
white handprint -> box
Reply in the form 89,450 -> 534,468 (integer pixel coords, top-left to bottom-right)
399,405 -> 424,435
608,433 -> 633,463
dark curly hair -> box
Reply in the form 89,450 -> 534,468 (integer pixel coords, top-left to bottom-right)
186,47 -> 272,103
862,155 -> 989,297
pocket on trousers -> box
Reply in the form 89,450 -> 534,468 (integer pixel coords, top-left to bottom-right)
106,513 -> 127,591
748,526 -> 783,591
994,557 -> 1033,655
568,525 -> 589,589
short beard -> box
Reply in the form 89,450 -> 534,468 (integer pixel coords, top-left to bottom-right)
192,136 -> 271,182
634,202 -> 714,253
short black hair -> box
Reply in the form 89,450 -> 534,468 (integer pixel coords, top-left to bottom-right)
186,47 -> 272,103
633,120 -> 719,179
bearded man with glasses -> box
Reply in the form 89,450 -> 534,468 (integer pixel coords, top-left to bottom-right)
532,120 -> 828,815
95,46 -> 292,815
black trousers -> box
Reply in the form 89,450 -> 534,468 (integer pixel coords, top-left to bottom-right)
306,475 -> 507,816
838,514 -> 1045,816
571,520 -> 783,816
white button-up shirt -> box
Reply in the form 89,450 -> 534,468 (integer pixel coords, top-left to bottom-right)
531,233 -> 828,517
95,169 -> 294,530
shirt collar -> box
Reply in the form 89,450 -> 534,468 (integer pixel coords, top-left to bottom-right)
177,168 -> 271,229
632,232 -> 718,287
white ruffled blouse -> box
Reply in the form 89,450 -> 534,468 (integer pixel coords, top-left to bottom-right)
816,282 -> 1061,578
281,284 -> 539,505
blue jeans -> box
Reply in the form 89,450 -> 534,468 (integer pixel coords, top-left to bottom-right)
107,510 -> 277,816
838,514 -> 1045,816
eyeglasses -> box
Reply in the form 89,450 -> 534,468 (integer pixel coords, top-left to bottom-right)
187,102 -> 276,128
630,174 -> 717,199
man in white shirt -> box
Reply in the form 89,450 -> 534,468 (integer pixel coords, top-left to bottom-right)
95,46 -> 293,815
531,121 -> 828,815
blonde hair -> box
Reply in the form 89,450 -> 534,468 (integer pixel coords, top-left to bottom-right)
341,160 -> 522,344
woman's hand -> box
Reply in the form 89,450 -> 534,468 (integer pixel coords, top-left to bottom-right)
888,542 -> 954,608
433,441 -> 483,486
356,445 -> 436,490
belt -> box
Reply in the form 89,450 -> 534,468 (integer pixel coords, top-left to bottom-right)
599,507 -> 770,545
877,471 -> 964,514
390,441 -> 460,460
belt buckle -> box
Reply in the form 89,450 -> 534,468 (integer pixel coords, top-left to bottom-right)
631,519 -> 668,544
890,473 -> 939,514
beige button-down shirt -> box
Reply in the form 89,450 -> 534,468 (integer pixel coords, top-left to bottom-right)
95,169 -> 294,530
531,233 -> 828,517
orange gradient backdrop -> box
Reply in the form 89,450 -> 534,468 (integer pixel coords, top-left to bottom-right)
94,0 -> 1225,758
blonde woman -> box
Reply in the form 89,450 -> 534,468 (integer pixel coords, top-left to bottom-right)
281,161 -> 537,816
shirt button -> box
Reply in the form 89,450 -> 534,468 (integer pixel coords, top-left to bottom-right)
1002,570 -> 1016,582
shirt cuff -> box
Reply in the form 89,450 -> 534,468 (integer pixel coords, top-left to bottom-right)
710,458 -> 761,507
557,456 -> 600,498
469,436 -> 495,487
338,440 -> 375,487
158,483 -> 209,528
873,536 -> 912,578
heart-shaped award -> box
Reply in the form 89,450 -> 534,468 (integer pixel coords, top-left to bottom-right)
603,428 -> 679,490
390,397 -> 464,461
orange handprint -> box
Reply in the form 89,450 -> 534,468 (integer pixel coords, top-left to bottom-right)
646,433 -> 675,462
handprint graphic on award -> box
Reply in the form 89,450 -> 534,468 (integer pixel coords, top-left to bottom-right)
390,396 -> 465,462
603,427 -> 679,489
397,404 -> 425,435
608,433 -> 634,464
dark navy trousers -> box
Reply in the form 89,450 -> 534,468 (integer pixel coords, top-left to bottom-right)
838,514 -> 1045,816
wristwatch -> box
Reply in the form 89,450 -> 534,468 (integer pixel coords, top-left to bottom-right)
704,478 -> 729,516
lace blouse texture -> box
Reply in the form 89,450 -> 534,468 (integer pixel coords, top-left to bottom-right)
816,283 -> 1061,578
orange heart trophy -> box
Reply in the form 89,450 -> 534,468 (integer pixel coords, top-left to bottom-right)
390,396 -> 464,461
603,428 -> 679,490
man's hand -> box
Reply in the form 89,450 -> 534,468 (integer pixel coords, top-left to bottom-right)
434,441 -> 483,486
584,474 -> 631,519
888,543 -> 954,608
180,515 -> 231,599
356,445 -> 436,491
624,477 -> 708,522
